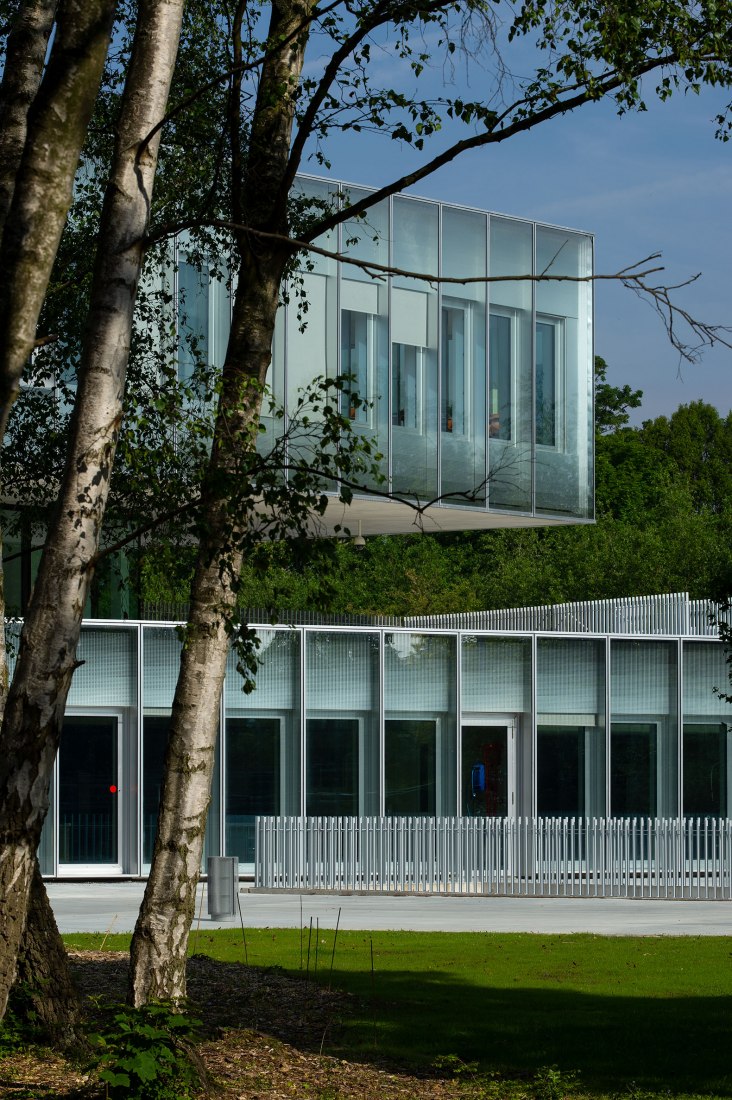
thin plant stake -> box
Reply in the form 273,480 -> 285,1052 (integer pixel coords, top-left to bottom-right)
300,895 -> 303,969
192,880 -> 205,956
328,906 -> 341,990
236,892 -> 249,965
370,938 -> 377,1048
315,917 -> 319,980
306,917 -> 313,982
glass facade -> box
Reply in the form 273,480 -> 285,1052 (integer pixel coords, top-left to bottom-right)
537,638 -> 605,817
611,641 -> 678,817
165,178 -> 596,532
33,608 -> 732,877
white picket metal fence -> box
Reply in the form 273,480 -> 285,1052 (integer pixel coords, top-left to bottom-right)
255,816 -> 732,899
405,592 -> 728,637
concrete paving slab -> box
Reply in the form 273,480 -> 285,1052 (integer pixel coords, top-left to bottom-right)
47,882 -> 732,936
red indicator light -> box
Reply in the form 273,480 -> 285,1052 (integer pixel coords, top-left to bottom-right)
109,784 -> 118,794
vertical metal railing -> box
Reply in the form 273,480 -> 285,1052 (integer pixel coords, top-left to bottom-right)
255,816 -> 732,899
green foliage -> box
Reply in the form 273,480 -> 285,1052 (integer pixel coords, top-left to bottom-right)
534,1065 -> 579,1100
594,356 -> 643,435
91,1002 -> 201,1100
0,1003 -> 41,1057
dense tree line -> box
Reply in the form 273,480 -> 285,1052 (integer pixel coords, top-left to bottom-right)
187,371 -> 731,616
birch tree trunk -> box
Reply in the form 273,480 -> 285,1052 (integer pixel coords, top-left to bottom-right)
129,0 -> 317,1007
0,0 -> 117,438
0,0 -> 58,228
0,0 -> 184,1022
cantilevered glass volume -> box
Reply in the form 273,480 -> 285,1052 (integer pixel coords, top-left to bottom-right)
262,177 -> 595,535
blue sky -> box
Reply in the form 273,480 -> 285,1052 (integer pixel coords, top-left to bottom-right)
306,40 -> 732,426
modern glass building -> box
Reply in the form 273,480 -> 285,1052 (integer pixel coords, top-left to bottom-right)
17,594 -> 730,879
4,180 -> 594,618
266,178 -> 595,533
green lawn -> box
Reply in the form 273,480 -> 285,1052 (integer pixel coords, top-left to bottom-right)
65,929 -> 732,1096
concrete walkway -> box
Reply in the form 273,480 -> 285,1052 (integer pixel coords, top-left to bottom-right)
47,881 -> 732,936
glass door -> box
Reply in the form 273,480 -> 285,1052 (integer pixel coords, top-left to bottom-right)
58,716 -> 121,872
462,724 -> 515,817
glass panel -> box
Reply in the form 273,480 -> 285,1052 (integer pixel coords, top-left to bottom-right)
226,717 -> 280,862
340,187 -> 389,490
285,179 -> 339,477
488,216 -> 533,511
225,629 -> 300,819
535,226 -> 593,518
385,633 -> 456,814
537,727 -> 585,816
305,631 -> 379,814
611,640 -> 678,816
462,726 -> 508,816
683,641 -> 732,816
68,628 -> 136,708
142,716 -> 168,864
537,637 -> 606,817
307,717 -> 359,814
385,719 -> 436,814
341,309 -> 372,424
391,343 -> 421,429
683,723 -> 728,817
177,259 -> 209,382
489,313 -> 512,441
535,319 -> 557,447
611,723 -> 657,816
391,197 -> 438,500
59,717 -> 118,864
440,206 -> 487,504
461,635 -> 530,712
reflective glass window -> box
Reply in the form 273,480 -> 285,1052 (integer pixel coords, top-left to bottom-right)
385,720 -> 436,815
611,640 -> 678,817
611,723 -> 657,816
224,629 -> 301,856
488,216 -> 533,511
534,227 -> 593,518
226,717 -> 280,861
683,641 -> 732,817
537,637 -> 606,817
385,633 -> 456,815
305,631 -> 379,815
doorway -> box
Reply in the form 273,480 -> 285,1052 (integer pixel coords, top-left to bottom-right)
58,716 -> 122,873
462,723 -> 515,817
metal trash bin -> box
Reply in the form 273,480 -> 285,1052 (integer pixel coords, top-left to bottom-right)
207,856 -> 237,921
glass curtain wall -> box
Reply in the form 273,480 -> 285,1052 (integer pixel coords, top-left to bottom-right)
534,228 -> 593,519
683,642 -> 732,817
385,633 -> 456,814
536,637 -> 605,817
340,188 -> 389,491
440,206 -> 487,504
611,640 -> 678,817
391,197 -> 439,500
224,629 -> 300,862
61,628 -> 137,869
285,179 -> 339,478
176,235 -> 231,386
142,627 -> 181,864
305,631 -> 379,815
461,635 -> 530,816
488,217 -> 533,511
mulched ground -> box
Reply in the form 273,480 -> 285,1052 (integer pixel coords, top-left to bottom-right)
0,952 -> 467,1099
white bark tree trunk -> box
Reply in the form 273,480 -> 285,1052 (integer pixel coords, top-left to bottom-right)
0,0 -> 118,438
129,0 -> 317,1006
0,0 -> 184,1022
0,0 -> 58,229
